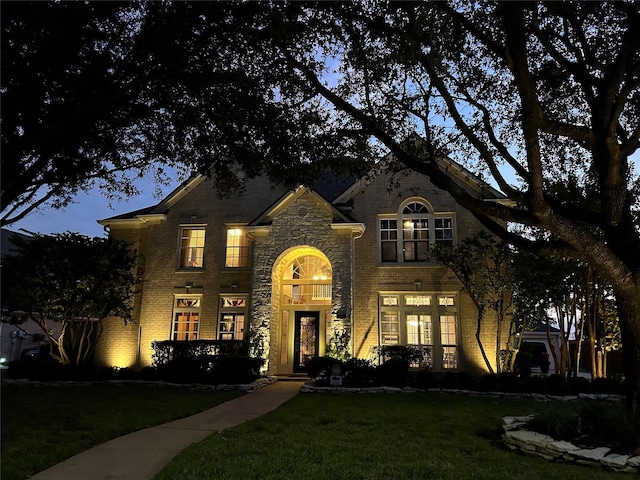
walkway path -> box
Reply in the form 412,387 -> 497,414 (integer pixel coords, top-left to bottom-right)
30,381 -> 303,480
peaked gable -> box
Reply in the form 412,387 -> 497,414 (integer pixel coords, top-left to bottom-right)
249,185 -> 354,226
333,155 -> 505,206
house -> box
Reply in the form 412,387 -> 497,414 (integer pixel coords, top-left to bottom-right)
95,158 -> 507,376
0,228 -> 49,364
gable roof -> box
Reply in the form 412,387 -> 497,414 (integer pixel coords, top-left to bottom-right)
333,155 -> 505,205
97,175 -> 204,227
248,185 -> 355,226
98,146 -> 506,228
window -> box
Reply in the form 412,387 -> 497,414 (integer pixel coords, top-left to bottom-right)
406,314 -> 432,345
282,255 -> 332,306
440,315 -> 458,369
219,296 -> 247,340
435,218 -> 454,246
379,199 -> 455,263
179,227 -> 205,268
225,228 -> 249,267
380,220 -> 398,262
379,293 -> 458,370
172,296 -> 201,340
380,311 -> 400,345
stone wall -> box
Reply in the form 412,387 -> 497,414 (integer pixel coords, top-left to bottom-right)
250,193 -> 355,374
502,415 -> 639,473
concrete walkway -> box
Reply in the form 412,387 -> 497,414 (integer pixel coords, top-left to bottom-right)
30,381 -> 303,480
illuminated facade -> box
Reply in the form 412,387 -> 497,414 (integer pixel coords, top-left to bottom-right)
95,158 -> 506,375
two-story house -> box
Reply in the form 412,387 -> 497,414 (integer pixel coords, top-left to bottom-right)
95,157 -> 506,376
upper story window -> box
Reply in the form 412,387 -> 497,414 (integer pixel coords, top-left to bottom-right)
379,199 -> 455,264
225,228 -> 249,268
179,227 -> 205,269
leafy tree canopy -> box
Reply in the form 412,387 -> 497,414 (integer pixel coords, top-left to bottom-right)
2,232 -> 139,365
2,1 -> 639,399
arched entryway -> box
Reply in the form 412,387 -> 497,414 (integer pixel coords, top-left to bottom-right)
272,247 -> 332,374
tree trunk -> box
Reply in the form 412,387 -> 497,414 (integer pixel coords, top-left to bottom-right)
475,311 -> 494,374
613,286 -> 640,407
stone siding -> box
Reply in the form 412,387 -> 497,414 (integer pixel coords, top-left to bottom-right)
250,193 -> 354,374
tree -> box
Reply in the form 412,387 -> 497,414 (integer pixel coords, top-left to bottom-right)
432,232 -> 514,375
0,1 -> 370,226
2,232 -> 139,366
3,2 -> 639,402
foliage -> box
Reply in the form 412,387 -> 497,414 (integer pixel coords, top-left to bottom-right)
1,384 -> 241,480
151,339 -> 248,366
326,322 -> 351,361
2,232 -> 139,366
528,400 -> 640,454
369,344 -> 429,366
342,358 -> 376,387
376,358 -> 410,388
4,1 -> 640,402
432,232 -> 514,374
305,356 -> 341,380
151,340 -> 262,384
1,1 -> 373,226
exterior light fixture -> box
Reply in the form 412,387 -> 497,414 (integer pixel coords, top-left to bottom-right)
414,280 -> 422,291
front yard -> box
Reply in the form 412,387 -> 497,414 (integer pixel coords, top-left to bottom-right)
0,383 -> 241,480
1,381 -> 633,480
155,392 -> 627,480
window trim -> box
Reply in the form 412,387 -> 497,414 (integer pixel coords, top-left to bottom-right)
378,198 -> 456,264
177,225 -> 207,270
224,226 -> 250,269
171,294 -> 202,340
378,292 -> 459,370
218,295 -> 248,341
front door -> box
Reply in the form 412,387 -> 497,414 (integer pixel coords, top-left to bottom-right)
293,311 -> 319,372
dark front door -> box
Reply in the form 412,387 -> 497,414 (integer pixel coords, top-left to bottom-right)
293,311 -> 319,372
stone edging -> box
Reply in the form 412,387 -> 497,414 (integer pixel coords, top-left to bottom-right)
502,415 -> 639,473
300,383 -> 624,402
2,376 -> 277,392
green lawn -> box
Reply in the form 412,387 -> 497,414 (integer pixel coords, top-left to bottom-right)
0,383 -> 241,480
155,393 -> 629,480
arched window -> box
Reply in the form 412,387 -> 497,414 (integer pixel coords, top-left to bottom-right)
379,199 -> 455,263
282,255 -> 332,305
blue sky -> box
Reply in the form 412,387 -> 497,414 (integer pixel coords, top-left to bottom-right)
5,178 -> 179,238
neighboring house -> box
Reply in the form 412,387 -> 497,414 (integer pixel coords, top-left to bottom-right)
0,228 -> 48,364
95,158 -> 507,376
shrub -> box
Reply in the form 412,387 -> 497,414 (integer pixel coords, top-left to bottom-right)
497,372 -> 519,393
454,372 -> 477,390
342,358 -> 375,387
376,358 -> 409,388
568,376 -> 590,395
478,374 -> 499,392
529,400 -> 640,454
305,356 -> 342,380
414,369 -> 440,390
547,374 -> 569,396
524,375 -> 549,394
151,340 -> 247,367
372,345 -> 426,366
211,356 -> 264,384
591,376 -> 615,394
440,372 -> 458,389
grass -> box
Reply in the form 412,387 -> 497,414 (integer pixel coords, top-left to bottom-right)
155,393 -> 630,480
0,383 -> 242,480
